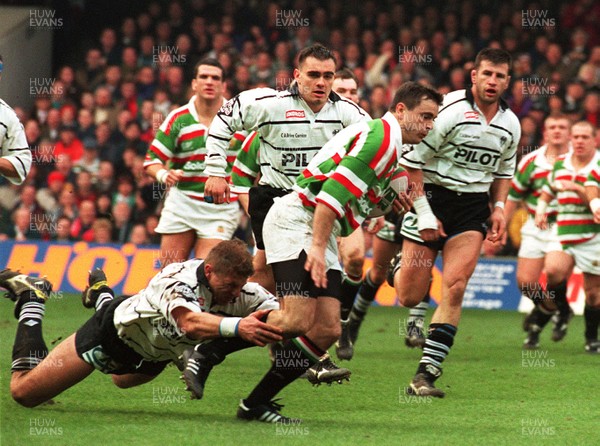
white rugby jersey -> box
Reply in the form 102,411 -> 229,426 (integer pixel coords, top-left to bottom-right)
0,99 -> 31,184
401,89 -> 520,193
205,83 -> 370,190
113,259 -> 279,362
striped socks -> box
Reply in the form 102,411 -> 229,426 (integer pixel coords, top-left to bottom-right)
11,292 -> 48,372
417,323 -> 457,381
349,271 -> 379,322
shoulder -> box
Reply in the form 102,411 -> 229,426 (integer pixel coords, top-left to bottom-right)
0,99 -> 20,123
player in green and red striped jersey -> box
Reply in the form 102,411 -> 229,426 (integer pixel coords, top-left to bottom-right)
232,82 -> 442,423
536,121 -> 600,353
505,115 -> 574,348
144,58 -> 243,266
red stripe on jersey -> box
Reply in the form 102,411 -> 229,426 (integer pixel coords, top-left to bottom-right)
178,129 -> 206,142
368,120 -> 391,170
558,219 -> 595,226
226,155 -> 237,163
179,176 -> 208,183
531,171 -> 549,180
591,169 -> 600,182
148,145 -> 169,162
298,192 -> 316,208
171,153 -> 206,163
344,203 -> 360,229
518,154 -> 536,174
242,132 -> 258,153
164,109 -> 190,136
315,197 -> 343,218
377,157 -> 396,180
347,132 -> 362,154
233,132 -> 246,142
511,180 -> 526,194
558,197 -> 582,205
232,166 -> 253,178
330,171 -> 362,197
559,235 -> 595,245
301,169 -> 327,181
332,152 -> 342,165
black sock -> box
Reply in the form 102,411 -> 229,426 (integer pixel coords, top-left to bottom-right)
417,323 -> 457,382
194,337 -> 255,365
349,271 -> 379,321
407,293 -> 431,323
584,305 -> 600,341
531,305 -> 554,332
244,335 -> 324,408
547,281 -> 569,317
11,292 -> 48,372
340,273 -> 363,320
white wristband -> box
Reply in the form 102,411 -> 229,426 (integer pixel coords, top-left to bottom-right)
219,317 -> 242,337
535,199 -> 548,218
413,195 -> 438,231
590,198 -> 600,214
156,168 -> 169,184
494,201 -> 505,210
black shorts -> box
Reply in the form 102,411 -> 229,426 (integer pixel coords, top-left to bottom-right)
420,184 -> 490,251
248,185 -> 291,250
271,251 -> 342,300
75,296 -> 170,376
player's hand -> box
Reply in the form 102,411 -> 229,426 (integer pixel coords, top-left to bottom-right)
393,192 -> 413,214
556,180 -> 582,193
304,244 -> 327,289
204,176 -> 230,204
163,169 -> 184,187
534,211 -> 548,230
486,208 -> 506,243
237,310 -> 283,347
366,216 -> 385,233
419,219 -> 446,241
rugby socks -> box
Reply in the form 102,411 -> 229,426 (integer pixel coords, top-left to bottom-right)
547,281 -> 569,317
584,305 -> 600,341
530,305 -> 554,332
416,323 -> 457,382
407,294 -> 430,325
11,291 -> 48,372
95,291 -> 114,311
193,337 -> 255,366
340,272 -> 363,321
349,271 -> 379,322
243,335 -> 324,408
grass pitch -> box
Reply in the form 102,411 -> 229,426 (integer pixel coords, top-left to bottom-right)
1,295 -> 598,445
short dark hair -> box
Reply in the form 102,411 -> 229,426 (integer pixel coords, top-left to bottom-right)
193,57 -> 223,78
389,82 -> 443,111
204,239 -> 253,278
297,43 -> 336,67
334,68 -> 358,84
474,48 -> 512,70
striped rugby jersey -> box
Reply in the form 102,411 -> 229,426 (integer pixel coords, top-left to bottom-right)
401,89 -> 520,193
508,145 -> 568,223
144,96 -> 245,201
0,98 -> 31,185
113,258 -> 279,362
231,130 -> 260,193
205,84 -> 370,190
542,151 -> 600,247
585,159 -> 600,189
294,111 -> 404,237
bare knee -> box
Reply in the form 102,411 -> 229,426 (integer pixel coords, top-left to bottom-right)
344,256 -> 364,278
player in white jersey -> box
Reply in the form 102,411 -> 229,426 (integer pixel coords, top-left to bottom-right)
0,240 -> 284,408
537,121 -> 600,353
0,55 -> 32,185
505,115 -> 574,349
204,45 -> 369,381
393,49 -> 521,397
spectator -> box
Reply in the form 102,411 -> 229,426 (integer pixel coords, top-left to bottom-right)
112,174 -> 136,208
99,28 -> 122,66
92,217 -> 113,243
54,125 -> 84,163
136,66 -> 157,101
144,213 -> 160,245
76,48 -> 105,92
70,199 -> 96,241
7,207 -> 43,241
50,183 -> 78,223
36,171 -> 65,213
74,170 -> 97,204
77,108 -> 97,148
53,215 -> 73,242
96,160 -> 115,194
40,108 -> 61,142
128,222 -> 150,245
111,201 -> 133,243
94,86 -> 119,129
24,119 -> 41,148
95,192 -> 113,220
57,65 -> 81,103
121,46 -> 139,83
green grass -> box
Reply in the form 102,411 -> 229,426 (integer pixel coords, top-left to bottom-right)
1,295 -> 599,445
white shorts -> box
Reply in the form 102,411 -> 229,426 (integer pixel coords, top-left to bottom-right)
518,219 -> 562,259
564,234 -> 600,275
262,192 -> 342,271
155,187 -> 240,240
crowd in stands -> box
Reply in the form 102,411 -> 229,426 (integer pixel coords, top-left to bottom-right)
1,0 -> 598,254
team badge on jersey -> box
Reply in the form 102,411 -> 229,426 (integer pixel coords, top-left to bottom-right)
464,111 -> 479,120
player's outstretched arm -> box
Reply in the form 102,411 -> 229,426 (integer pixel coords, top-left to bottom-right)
172,307 -> 283,346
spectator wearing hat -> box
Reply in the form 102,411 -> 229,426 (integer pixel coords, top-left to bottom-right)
36,171 -> 66,214
54,124 -> 84,163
